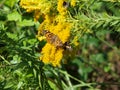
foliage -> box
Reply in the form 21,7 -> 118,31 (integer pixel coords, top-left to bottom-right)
0,0 -> 120,90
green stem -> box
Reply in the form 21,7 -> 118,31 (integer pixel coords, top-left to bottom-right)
0,55 -> 10,65
59,70 -> 94,88
64,71 -> 73,90
97,36 -> 115,49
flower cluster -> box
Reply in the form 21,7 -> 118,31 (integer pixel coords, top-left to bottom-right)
37,9 -> 71,66
20,0 -> 52,21
40,43 -> 64,66
20,0 -> 79,66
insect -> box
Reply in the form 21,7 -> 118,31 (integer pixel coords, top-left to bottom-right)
42,30 -> 63,47
63,1 -> 69,8
42,30 -> 72,51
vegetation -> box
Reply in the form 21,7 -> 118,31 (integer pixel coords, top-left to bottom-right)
0,0 -> 120,90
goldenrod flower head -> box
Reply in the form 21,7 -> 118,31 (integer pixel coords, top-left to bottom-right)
20,0 -> 42,12
40,43 -> 64,66
37,13 -> 71,66
37,36 -> 46,41
49,15 -> 71,43
54,48 -> 64,66
19,0 -> 92,67
70,0 -> 76,7
20,0 -> 51,21
34,10 -> 41,22
38,14 -> 71,43
20,0 -> 73,66
54,22 -> 71,43
57,0 -> 68,15
37,14 -> 53,33
44,14 -> 55,24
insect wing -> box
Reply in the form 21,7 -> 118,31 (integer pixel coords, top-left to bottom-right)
42,30 -> 63,47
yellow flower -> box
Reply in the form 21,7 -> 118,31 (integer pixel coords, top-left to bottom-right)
54,48 -> 64,66
37,36 -> 46,41
20,0 -> 39,11
40,43 -> 64,66
38,14 -> 71,66
56,22 -> 71,43
71,0 -> 76,7
34,10 -> 41,22
20,0 -> 52,21
20,0 -> 72,66
38,14 -> 71,44
57,0 -> 68,15
20,0 -> 41,12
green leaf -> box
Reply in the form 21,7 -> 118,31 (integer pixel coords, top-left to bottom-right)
28,39 -> 37,45
0,22 -> 7,31
90,53 -> 105,63
26,74 -> 33,78
95,20 -> 104,28
33,68 -> 37,78
117,27 -> 120,32
87,37 -> 99,47
4,82 -> 14,89
6,32 -> 18,40
5,0 -> 17,8
110,20 -> 119,26
102,20 -> 110,28
10,55 -> 21,64
14,70 -> 22,76
48,80 -> 58,90
18,19 -> 35,27
0,75 -> 5,82
17,82 -> 23,89
7,11 -> 21,21
20,46 -> 31,50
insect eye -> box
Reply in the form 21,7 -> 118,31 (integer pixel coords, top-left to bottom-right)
63,1 -> 69,8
